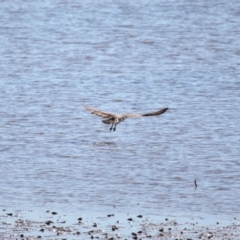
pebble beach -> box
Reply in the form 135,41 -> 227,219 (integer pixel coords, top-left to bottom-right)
1,209 -> 240,240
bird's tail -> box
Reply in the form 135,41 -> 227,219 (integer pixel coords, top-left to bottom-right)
102,119 -> 111,124
102,117 -> 115,124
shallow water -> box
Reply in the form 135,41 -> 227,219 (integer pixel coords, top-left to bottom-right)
0,0 -> 240,220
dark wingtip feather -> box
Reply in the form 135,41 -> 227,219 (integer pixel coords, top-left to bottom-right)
160,108 -> 168,114
142,108 -> 168,116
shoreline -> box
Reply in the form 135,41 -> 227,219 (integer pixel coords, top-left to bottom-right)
1,209 -> 239,239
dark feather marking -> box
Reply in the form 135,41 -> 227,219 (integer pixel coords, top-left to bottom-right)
142,108 -> 168,116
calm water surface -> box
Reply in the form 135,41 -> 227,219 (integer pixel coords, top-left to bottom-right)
0,0 -> 240,219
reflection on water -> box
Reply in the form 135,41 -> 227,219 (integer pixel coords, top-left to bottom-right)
93,142 -> 117,146
0,0 -> 240,219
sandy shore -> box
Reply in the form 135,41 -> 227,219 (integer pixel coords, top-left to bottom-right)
1,209 -> 239,239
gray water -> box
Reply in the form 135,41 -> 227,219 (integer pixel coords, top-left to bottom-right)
0,0 -> 240,219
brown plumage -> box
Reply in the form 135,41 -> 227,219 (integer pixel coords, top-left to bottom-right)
83,105 -> 168,131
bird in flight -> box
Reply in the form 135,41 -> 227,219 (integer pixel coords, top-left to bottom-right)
83,105 -> 168,131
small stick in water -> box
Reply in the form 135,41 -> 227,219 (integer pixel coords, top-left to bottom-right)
194,179 -> 197,188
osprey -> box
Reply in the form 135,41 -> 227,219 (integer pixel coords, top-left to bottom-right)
83,105 -> 168,131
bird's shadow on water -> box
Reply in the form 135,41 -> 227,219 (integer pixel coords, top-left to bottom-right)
63,140 -> 117,147
93,141 -> 117,147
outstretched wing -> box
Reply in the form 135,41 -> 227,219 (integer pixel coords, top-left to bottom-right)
142,108 -> 168,116
123,113 -> 142,118
82,105 -> 114,118
125,108 -> 168,118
